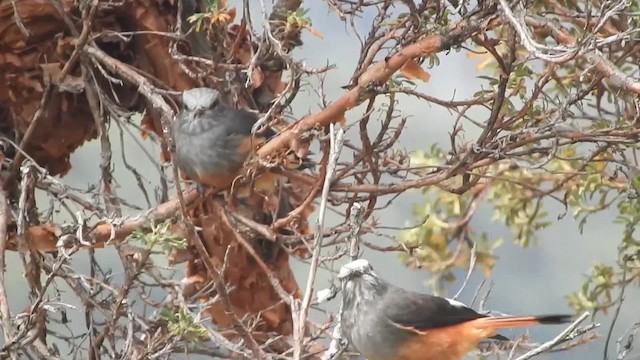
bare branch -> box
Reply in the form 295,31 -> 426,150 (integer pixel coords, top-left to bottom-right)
294,124 -> 345,359
513,312 -> 593,360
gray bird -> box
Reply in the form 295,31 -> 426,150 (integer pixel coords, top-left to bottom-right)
173,87 -> 312,195
337,259 -> 573,360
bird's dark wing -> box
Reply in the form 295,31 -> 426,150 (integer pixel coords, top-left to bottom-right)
215,104 -> 315,169
214,105 -> 277,139
382,287 -> 487,331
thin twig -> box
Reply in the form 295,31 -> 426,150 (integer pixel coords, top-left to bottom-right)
293,124 -> 345,360
604,258 -> 631,359
320,321 -> 347,360
453,241 -> 477,301
0,184 -> 18,360
10,0 -> 30,38
347,202 -> 364,261
616,320 -> 640,359
514,311 -> 590,360
5,83 -> 54,190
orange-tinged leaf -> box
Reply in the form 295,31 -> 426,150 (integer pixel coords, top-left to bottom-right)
226,7 -> 237,22
399,59 -> 430,83
465,50 -> 483,59
160,150 -> 170,163
139,113 -> 156,140
473,54 -> 494,72
206,7 -> 237,26
305,26 -> 324,39
25,224 -> 58,252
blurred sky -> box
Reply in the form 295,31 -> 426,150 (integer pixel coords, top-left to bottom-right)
3,1 -> 639,359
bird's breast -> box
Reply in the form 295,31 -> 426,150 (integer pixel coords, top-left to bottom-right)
173,117 -> 248,183
345,306 -> 405,360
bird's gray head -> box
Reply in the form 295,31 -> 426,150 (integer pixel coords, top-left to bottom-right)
338,259 -> 374,281
181,87 -> 220,112
338,259 -> 387,302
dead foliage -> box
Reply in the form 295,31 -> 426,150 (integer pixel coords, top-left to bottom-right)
0,0 -> 315,354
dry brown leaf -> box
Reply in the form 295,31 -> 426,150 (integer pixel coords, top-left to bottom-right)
227,21 -> 249,59
139,113 -> 155,140
40,63 -> 84,92
270,79 -> 288,96
39,63 -> 62,79
24,224 -> 59,252
290,136 -> 305,160
399,58 -> 431,83
291,142 -> 310,161
251,68 -> 265,89
169,246 -> 194,265
226,22 -> 254,65
181,273 -> 206,299
2,0 -> 309,346
226,7 -> 237,23
236,45 -> 252,64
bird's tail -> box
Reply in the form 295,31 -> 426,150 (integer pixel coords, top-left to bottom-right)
477,314 -> 573,330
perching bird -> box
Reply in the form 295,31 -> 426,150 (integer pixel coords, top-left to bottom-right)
173,87 -> 312,196
338,259 -> 573,360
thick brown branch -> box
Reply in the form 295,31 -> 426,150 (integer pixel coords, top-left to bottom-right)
3,191 -> 198,253
256,11 -> 499,158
